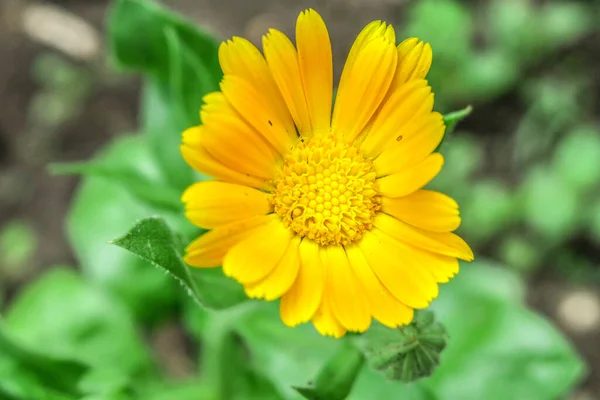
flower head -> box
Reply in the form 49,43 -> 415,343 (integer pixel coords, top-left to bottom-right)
181,9 -> 473,338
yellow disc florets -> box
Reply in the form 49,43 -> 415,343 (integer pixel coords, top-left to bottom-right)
272,134 -> 380,246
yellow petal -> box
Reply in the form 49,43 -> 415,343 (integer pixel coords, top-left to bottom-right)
411,248 -> 460,284
181,127 -> 272,190
218,37 -> 295,135
340,21 -> 395,85
393,38 -> 432,87
359,229 -> 438,309
332,34 -> 397,142
200,92 -> 279,179
311,289 -> 347,338
322,246 -> 371,332
360,79 -> 432,158
345,245 -> 414,328
296,9 -> 333,134
376,153 -> 444,198
182,181 -> 272,229
381,190 -> 461,233
280,240 -> 325,326
263,29 -> 312,136
244,236 -> 301,301
373,213 -> 474,261
184,215 -> 275,267
221,76 -> 296,155
373,112 -> 444,176
223,219 -> 291,284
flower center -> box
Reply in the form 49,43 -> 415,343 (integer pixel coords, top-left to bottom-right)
272,135 -> 380,246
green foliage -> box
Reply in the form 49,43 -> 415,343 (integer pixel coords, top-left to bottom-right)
521,166 -> 580,242
3,0 -> 595,399
66,136 -> 181,323
552,126 -> 600,193
295,341 -> 365,400
427,262 -> 585,400
108,0 -> 222,190
0,220 -> 37,278
50,159 -> 182,212
459,180 -> 516,244
180,262 -> 584,399
498,235 -> 541,273
360,311 -> 446,383
1,268 -> 155,399
0,325 -> 88,398
110,217 -> 246,310
437,106 -> 473,152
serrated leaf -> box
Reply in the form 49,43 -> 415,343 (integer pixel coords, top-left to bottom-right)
110,217 -> 246,310
66,135 -> 183,323
294,341 -> 364,400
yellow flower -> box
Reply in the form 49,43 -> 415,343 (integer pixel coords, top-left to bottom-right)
180,9 -> 473,338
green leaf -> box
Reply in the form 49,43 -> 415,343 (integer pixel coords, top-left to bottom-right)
110,217 -> 247,310
436,105 -> 473,152
223,261 -> 584,400
108,0 -> 222,189
294,341 -> 364,400
218,331 -> 285,400
0,220 -> 37,279
425,260 -> 585,400
3,268 -> 153,381
141,78 -> 196,191
49,159 -> 182,212
108,0 -> 220,82
404,0 -> 473,106
459,180 -> 516,244
589,200 -> 600,245
498,235 -> 542,273
520,165 -> 580,242
164,26 -> 218,127
430,135 -> 483,199
442,106 -> 472,136
405,0 -> 472,65
538,2 -> 594,47
67,135 -> 182,323
139,380 -> 216,400
0,323 -> 88,397
552,126 -> 600,193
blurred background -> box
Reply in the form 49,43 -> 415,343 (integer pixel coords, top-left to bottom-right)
1,0 -> 600,398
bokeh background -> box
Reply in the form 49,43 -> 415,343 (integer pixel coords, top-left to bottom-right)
1,0 -> 600,398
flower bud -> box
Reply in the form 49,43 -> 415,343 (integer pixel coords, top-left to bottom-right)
360,310 -> 447,383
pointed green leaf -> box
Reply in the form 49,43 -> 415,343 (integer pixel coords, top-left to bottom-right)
294,341 -> 365,400
435,105 -> 473,152
110,217 -> 247,310
443,105 -> 473,135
